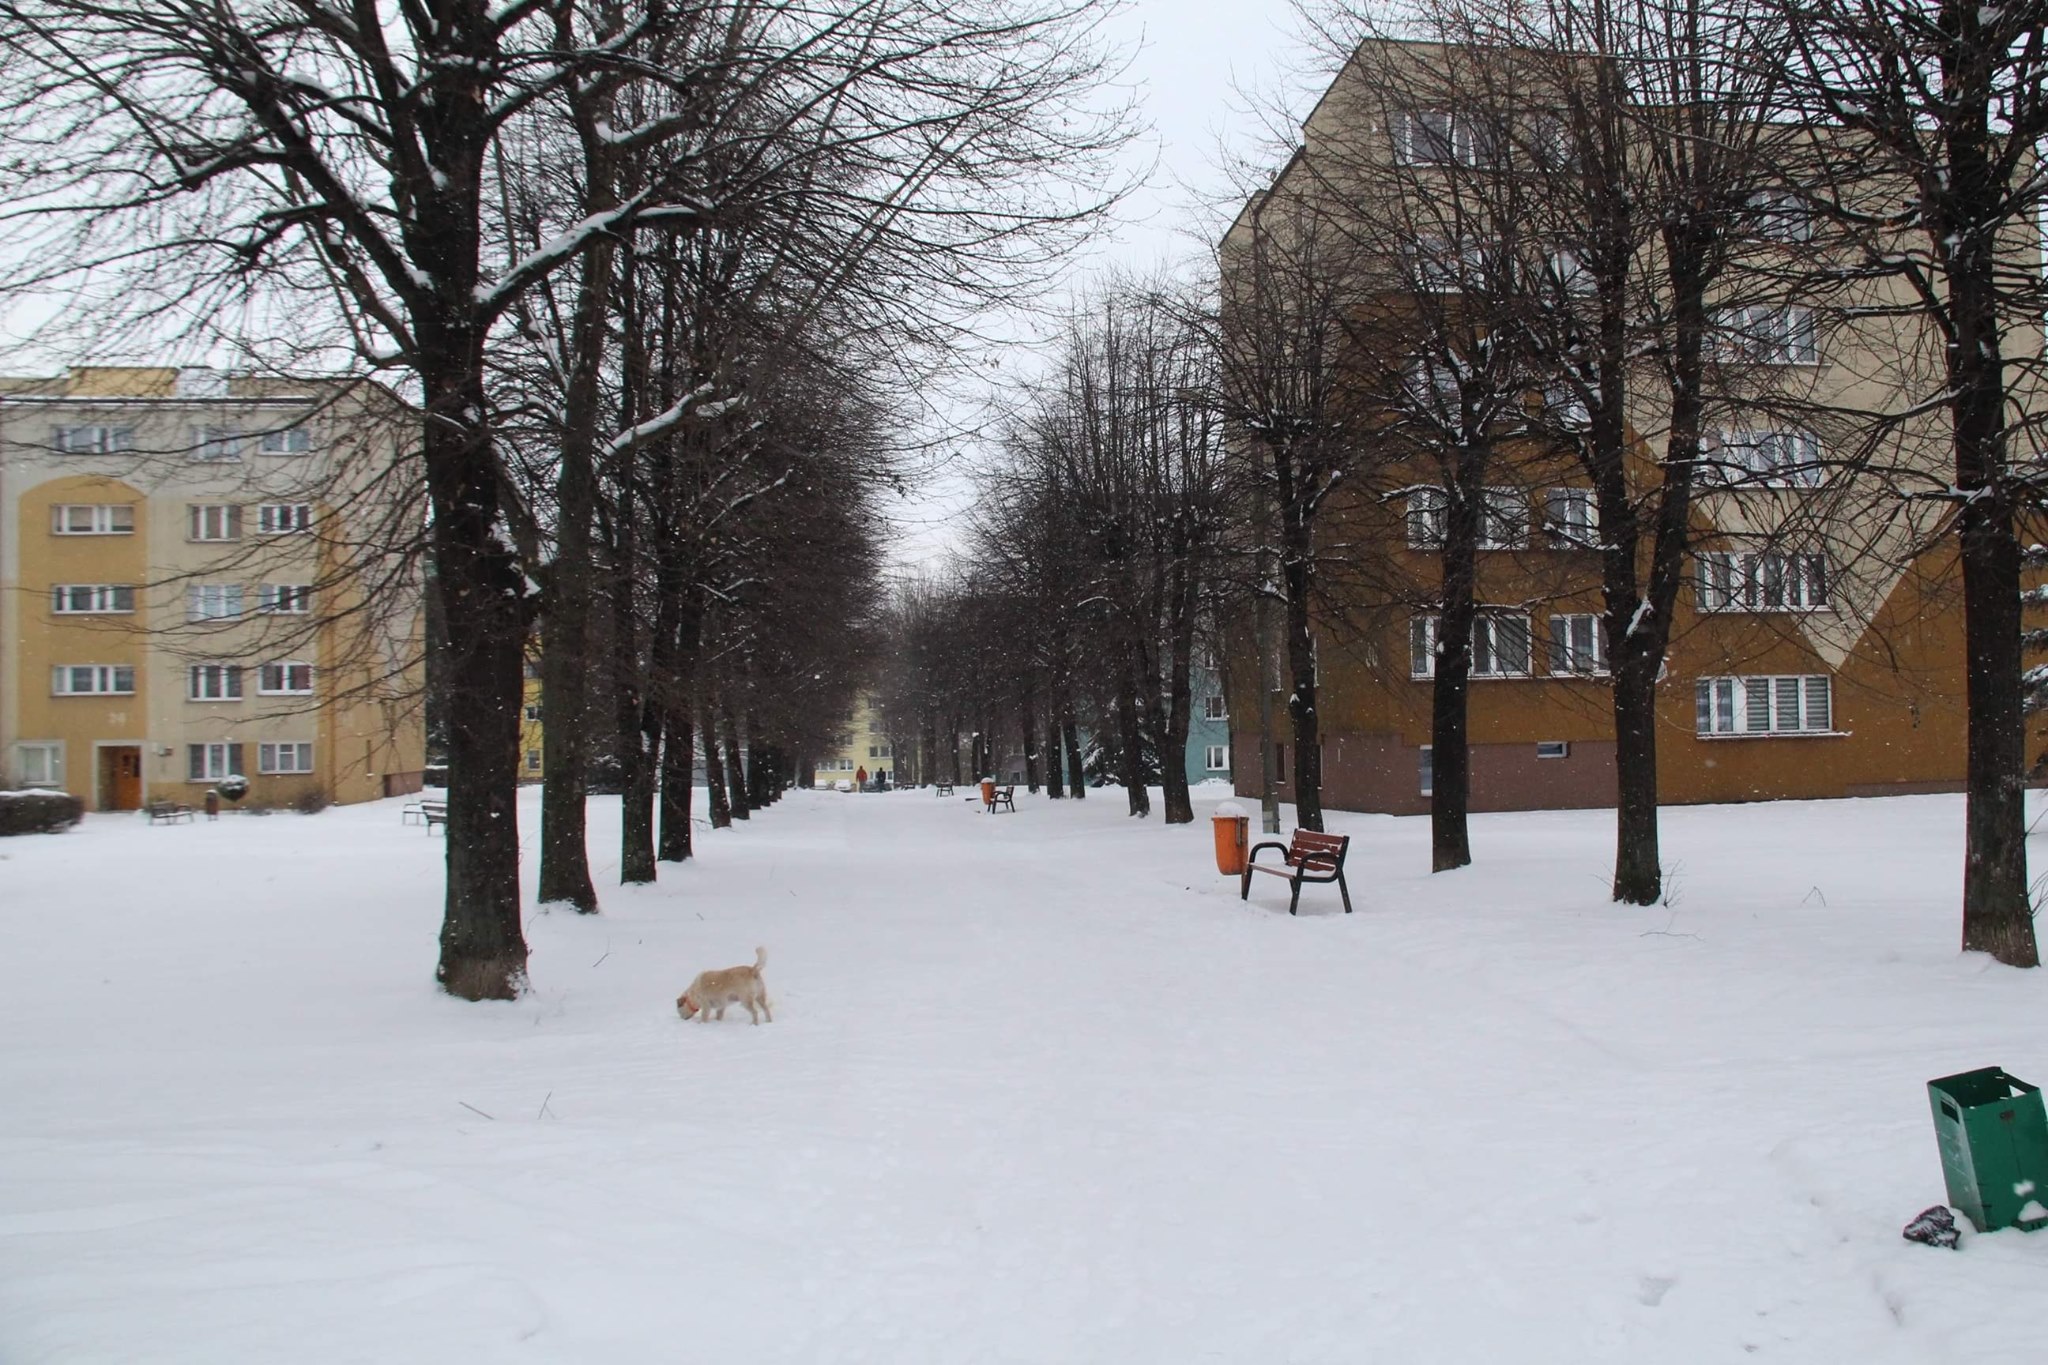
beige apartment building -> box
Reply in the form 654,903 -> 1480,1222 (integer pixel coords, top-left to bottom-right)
813,694 -> 894,788
0,366 -> 425,810
1223,39 -> 2033,815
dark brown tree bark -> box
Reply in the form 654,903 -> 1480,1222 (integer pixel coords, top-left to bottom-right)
723,707 -> 750,819
1431,479 -> 1482,872
1063,711 -> 1086,798
1115,659 -> 1151,817
703,696 -> 733,830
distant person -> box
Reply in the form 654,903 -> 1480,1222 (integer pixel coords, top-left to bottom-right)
856,765 -> 868,789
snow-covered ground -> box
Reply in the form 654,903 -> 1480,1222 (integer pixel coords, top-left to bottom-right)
1,784 -> 2043,1362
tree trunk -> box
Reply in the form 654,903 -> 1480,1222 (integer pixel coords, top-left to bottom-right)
1116,659 -> 1151,817
425,346 -> 530,1000
1021,684 -> 1041,793
1611,653 -> 1662,904
658,696 -> 694,861
535,231 -> 615,914
1278,499 -> 1323,832
1043,708 -> 1065,798
723,708 -> 750,819
1430,474 -> 1481,872
1063,711 -> 1085,798
703,696 -> 733,830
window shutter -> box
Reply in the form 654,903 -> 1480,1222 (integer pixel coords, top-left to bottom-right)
1496,616 -> 1532,675
1743,677 -> 1771,732
1804,676 -> 1831,731
1773,677 -> 1800,731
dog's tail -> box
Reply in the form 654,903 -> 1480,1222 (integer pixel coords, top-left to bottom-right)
754,945 -> 767,972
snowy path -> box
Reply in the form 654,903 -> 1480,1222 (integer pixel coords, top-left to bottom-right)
1,786 -> 2043,1362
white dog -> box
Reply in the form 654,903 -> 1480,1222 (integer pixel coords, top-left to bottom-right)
677,947 -> 772,1024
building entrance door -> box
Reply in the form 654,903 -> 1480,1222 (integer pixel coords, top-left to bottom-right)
100,746 -> 143,811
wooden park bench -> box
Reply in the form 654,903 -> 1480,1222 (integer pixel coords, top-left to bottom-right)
934,781 -> 955,797
404,798 -> 449,833
985,785 -> 1016,813
145,797 -> 195,825
1241,829 -> 1353,915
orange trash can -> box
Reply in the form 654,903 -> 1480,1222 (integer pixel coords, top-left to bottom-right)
980,777 -> 996,810
1212,801 -> 1250,875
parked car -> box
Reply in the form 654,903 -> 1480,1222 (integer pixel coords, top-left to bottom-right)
834,779 -> 854,792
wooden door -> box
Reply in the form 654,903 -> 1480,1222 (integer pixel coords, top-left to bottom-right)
102,746 -> 143,811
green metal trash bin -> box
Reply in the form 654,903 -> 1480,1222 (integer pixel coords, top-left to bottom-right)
1927,1067 -> 2048,1234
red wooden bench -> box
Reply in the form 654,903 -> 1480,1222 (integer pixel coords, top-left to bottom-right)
1241,829 -> 1353,915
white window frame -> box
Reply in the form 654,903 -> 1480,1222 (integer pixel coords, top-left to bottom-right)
256,503 -> 312,535
51,503 -> 135,535
1480,487 -> 1528,549
189,504 -> 242,541
1695,674 -> 1835,736
1544,247 -> 1594,296
526,749 -> 542,771
1713,305 -> 1818,365
188,742 -> 245,783
1411,612 -> 1534,678
1540,379 -> 1591,431
1695,551 -> 1830,612
51,424 -> 134,454
1749,188 -> 1813,243
258,741 -> 315,774
1205,744 -> 1230,772
1548,613 -> 1609,676
52,664 -> 135,696
1544,487 -> 1596,548
1536,740 -> 1571,760
1406,486 -> 1448,549
1403,357 -> 1462,411
1708,428 -> 1823,488
258,425 -> 314,456
51,583 -> 135,614
14,741 -> 63,788
1394,109 -> 1457,165
1418,744 -> 1434,796
188,663 -> 244,701
190,425 -> 242,462
1203,694 -> 1227,722
256,583 -> 312,615
188,583 -> 245,621
258,661 -> 314,695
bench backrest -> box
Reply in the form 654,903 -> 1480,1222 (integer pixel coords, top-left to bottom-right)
1289,829 -> 1349,871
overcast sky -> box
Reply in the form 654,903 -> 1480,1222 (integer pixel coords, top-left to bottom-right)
882,0 -> 1322,576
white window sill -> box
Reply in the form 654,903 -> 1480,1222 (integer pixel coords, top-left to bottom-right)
1695,729 -> 1851,740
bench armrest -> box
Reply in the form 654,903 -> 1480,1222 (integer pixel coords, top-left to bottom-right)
1246,840 -> 1290,867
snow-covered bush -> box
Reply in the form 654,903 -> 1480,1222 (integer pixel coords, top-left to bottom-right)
0,791 -> 84,835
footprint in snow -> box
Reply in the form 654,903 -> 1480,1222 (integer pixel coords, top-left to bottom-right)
1637,1275 -> 1677,1307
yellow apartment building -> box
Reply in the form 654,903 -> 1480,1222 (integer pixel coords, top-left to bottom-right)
0,366 -> 426,810
520,653 -> 544,781
813,694 -> 893,788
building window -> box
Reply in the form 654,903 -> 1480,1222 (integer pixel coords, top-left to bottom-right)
1749,188 -> 1813,243
51,584 -> 135,614
1205,744 -> 1229,772
525,705 -> 541,721
1695,675 -> 1834,736
1543,247 -> 1595,296
1548,614 -> 1608,675
51,503 -> 135,535
188,664 -> 244,701
1540,379 -> 1591,431
1536,740 -> 1570,760
256,583 -> 312,614
526,750 -> 542,771
1707,428 -> 1823,488
190,425 -> 242,462
1392,109 -> 1495,167
1695,551 -> 1829,612
188,742 -> 245,782
257,503 -> 312,535
1712,305 -> 1818,365
524,660 -> 541,679
258,425 -> 313,455
51,424 -> 134,454
869,745 -> 880,757
14,742 -> 62,788
259,742 -> 315,774
1203,694 -> 1227,721
1410,613 -> 1533,678
188,583 -> 245,620
52,664 -> 134,696
1406,486 -> 1448,548
259,661 -> 314,695
189,504 -> 242,541
1544,488 -> 1596,548
1419,745 -> 1433,796
1480,487 -> 1527,549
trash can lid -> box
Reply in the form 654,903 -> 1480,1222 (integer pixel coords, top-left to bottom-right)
1213,800 -> 1249,819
